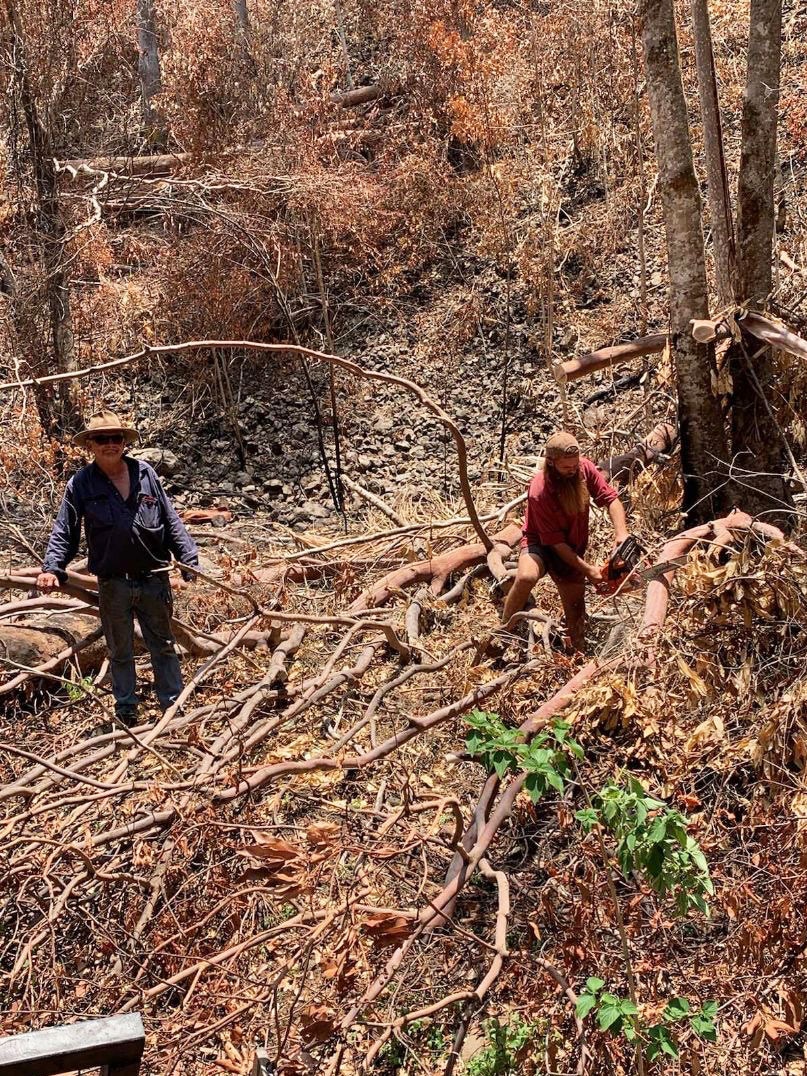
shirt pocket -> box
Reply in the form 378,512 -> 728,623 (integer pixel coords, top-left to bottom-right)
136,493 -> 162,530
84,494 -> 113,527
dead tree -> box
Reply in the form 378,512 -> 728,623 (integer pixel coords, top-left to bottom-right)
640,0 -> 729,524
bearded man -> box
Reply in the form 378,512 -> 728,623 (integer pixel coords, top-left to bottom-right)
502,431 -> 629,649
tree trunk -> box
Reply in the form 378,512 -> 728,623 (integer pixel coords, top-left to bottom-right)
690,0 -> 736,306
137,0 -> 164,143
640,0 -> 729,523
5,0 -> 81,438
728,0 -> 792,524
233,0 -> 249,31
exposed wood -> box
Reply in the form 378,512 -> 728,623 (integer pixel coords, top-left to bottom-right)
598,421 -> 678,485
561,334 -> 667,382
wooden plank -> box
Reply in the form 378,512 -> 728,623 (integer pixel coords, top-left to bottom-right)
0,1015 -> 144,1076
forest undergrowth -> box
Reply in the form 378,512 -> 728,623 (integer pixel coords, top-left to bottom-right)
2,445 -> 807,1074
2,0 -> 807,1071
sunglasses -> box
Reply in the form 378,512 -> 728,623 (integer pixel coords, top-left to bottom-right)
89,434 -> 124,445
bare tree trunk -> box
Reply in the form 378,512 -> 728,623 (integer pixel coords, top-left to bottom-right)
690,0 -> 736,306
233,0 -> 249,31
5,0 -> 81,437
640,0 -> 729,523
729,0 -> 792,524
137,0 -> 164,143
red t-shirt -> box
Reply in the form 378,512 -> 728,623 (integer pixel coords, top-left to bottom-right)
521,457 -> 618,557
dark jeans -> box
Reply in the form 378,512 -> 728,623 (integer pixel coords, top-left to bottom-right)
98,575 -> 183,713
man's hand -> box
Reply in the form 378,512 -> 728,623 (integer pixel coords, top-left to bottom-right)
35,572 -> 60,592
583,563 -> 604,584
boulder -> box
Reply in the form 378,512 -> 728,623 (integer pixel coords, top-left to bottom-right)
130,447 -> 181,477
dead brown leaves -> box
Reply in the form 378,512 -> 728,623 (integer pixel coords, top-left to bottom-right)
239,823 -> 342,897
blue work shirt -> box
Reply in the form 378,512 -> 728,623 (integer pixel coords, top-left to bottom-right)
42,457 -> 199,581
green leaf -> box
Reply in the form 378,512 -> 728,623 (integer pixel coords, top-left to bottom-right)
597,1005 -> 622,1032
663,997 -> 691,1022
553,720 -> 569,742
524,773 -> 544,804
575,993 -> 598,1019
648,816 -> 668,844
623,1021 -> 638,1042
575,808 -> 599,831
567,737 -> 585,759
585,977 -> 605,994
690,1003 -> 718,1042
619,1000 -> 639,1016
646,842 -> 664,877
492,751 -> 513,778
646,1025 -> 679,1061
546,768 -> 565,793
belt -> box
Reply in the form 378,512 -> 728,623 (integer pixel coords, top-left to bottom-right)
100,570 -> 163,583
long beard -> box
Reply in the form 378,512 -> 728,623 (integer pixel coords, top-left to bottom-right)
548,465 -> 589,514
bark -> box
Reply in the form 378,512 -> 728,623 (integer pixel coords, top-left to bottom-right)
5,0 -> 80,436
729,0 -> 792,524
137,0 -> 164,141
0,613 -> 107,680
690,0 -> 736,305
561,334 -> 667,382
598,422 -> 678,485
233,0 -> 249,31
640,0 -> 729,523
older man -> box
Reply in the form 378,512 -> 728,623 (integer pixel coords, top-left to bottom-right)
502,431 -> 629,649
36,409 -> 199,725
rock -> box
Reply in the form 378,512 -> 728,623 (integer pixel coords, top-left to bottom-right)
131,447 -> 180,477
372,415 -> 394,434
292,501 -> 329,523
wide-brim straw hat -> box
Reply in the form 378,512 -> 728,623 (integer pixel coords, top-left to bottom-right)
73,409 -> 139,447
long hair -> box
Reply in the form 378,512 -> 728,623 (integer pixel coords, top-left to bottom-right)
545,460 -> 589,515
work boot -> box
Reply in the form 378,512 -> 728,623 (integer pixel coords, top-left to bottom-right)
87,706 -> 139,738
114,706 -> 140,729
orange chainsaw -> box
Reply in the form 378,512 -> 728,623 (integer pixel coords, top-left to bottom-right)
594,537 -> 690,594
594,535 -> 646,595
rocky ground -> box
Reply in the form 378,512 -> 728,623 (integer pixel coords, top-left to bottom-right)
121,304 -> 662,537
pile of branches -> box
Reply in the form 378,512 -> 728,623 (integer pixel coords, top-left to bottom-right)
2,460 -> 806,1075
